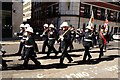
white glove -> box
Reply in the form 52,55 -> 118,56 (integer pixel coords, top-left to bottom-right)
40,35 -> 43,37
20,40 -> 24,42
14,32 -> 17,36
60,35 -> 64,41
36,32 -> 39,35
55,41 -> 58,44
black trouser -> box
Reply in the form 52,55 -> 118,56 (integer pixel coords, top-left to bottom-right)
99,44 -> 104,59
83,46 -> 92,61
47,39 -> 58,56
69,38 -> 74,51
23,47 -> 40,66
58,41 -> 62,52
60,42 -> 73,64
42,39 -> 50,53
17,42 -> 24,54
2,59 -> 7,68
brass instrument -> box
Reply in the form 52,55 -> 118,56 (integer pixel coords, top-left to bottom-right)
58,27 -> 71,41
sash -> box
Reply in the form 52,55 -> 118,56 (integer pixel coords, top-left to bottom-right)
100,31 -> 106,45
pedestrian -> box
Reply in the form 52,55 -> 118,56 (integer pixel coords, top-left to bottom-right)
22,27 -> 41,68
82,26 -> 93,62
98,26 -> 107,59
40,24 -> 51,54
59,22 -> 73,64
47,24 -> 58,57
0,44 -> 7,69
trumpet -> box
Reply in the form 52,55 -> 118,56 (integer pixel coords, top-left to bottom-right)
40,28 -> 49,37
58,27 -> 71,41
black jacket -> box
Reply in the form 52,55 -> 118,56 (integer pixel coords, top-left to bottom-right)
82,31 -> 93,47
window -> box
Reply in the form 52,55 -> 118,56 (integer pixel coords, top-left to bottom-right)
92,6 -> 97,19
84,4 -> 90,18
53,4 -> 59,16
114,27 -> 118,34
100,8 -> 105,20
118,12 -> 120,22
80,3 -> 85,17
107,10 -> 111,21
113,11 -> 117,22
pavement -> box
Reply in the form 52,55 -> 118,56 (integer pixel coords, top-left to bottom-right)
1,40 -> 43,45
1,40 -> 120,79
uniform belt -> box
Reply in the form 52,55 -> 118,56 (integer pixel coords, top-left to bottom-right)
25,45 -> 33,47
84,39 -> 92,42
19,36 -> 23,37
49,38 -> 55,40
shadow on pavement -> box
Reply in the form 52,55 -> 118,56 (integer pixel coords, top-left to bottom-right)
2,54 -> 120,71
3,63 -> 68,71
107,48 -> 120,50
37,56 -> 61,59
73,55 -> 120,65
90,51 -> 106,53
2,53 -> 21,57
37,54 -> 82,60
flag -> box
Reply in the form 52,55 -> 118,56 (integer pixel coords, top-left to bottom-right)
88,10 -> 94,29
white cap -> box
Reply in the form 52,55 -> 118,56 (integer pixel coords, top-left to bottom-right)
86,26 -> 92,30
26,27 -> 33,33
43,24 -> 48,27
49,24 -> 54,28
61,22 -> 69,27
20,24 -> 25,28
24,24 -> 30,28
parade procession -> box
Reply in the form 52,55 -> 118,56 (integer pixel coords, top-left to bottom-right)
1,1 -> 120,79
1,10 -> 113,70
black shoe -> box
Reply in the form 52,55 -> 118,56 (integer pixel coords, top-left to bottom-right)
55,53 -> 58,56
88,57 -> 92,61
2,66 -> 7,70
35,62 -> 41,66
60,62 -> 64,64
68,60 -> 73,63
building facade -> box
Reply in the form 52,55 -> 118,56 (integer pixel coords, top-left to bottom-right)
2,2 -> 23,38
23,0 -> 32,22
12,2 -> 23,37
31,2 -> 120,34
2,2 -> 12,38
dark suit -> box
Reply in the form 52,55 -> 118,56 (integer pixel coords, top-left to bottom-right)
47,29 -> 58,56
60,30 -> 73,64
82,31 -> 93,61
23,34 -> 41,67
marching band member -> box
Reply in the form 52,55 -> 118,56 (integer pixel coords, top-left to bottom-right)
40,24 -> 50,54
47,24 -> 58,57
59,22 -> 73,64
22,27 -> 41,68
82,26 -> 93,62
98,26 -> 107,59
